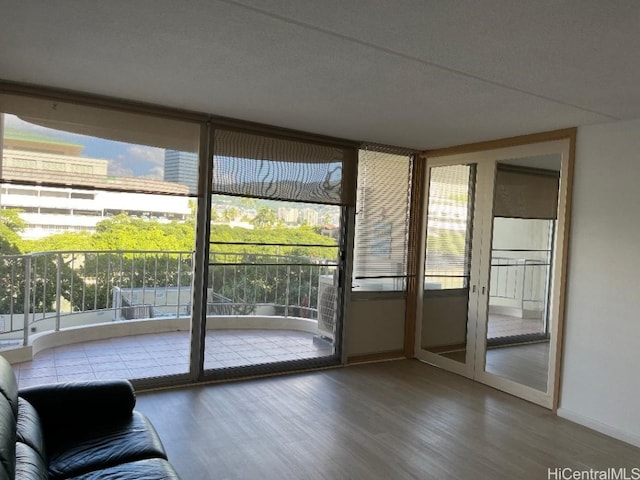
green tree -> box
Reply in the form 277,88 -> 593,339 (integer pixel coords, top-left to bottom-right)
0,209 -> 25,254
2,211 -> 339,318
222,207 -> 240,223
251,207 -> 279,229
22,231 -> 94,254
0,211 -> 85,316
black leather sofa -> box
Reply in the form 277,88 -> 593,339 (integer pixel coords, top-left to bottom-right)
0,356 -> 180,479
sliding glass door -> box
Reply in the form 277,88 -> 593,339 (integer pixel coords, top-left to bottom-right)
198,128 -> 354,380
0,91 -> 355,389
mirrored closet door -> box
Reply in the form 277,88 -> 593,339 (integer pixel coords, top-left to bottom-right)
415,136 -> 573,409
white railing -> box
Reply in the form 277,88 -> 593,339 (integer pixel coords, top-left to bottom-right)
0,248 -> 337,349
489,251 -> 551,316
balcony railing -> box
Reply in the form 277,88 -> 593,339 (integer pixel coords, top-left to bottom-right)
489,249 -> 552,318
0,249 -> 337,349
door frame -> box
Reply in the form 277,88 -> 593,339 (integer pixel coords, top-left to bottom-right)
413,129 -> 576,410
413,157 -> 484,380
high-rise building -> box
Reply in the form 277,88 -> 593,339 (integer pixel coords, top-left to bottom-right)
1,129 -> 191,239
164,150 -> 198,194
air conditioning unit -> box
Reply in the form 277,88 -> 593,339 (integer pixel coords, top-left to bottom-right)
317,274 -> 337,342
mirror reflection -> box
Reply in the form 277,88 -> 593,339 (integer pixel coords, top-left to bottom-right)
484,155 -> 561,391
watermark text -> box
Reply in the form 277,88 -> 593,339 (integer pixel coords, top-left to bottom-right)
548,468 -> 640,480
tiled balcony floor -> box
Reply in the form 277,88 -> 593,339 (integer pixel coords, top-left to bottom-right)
11,329 -> 333,389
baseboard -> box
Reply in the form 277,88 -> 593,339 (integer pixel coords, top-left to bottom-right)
557,407 -> 640,448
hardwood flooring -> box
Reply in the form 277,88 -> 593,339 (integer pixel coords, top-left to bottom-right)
436,342 -> 550,391
487,313 -> 545,339
135,359 -> 639,480
485,342 -> 550,391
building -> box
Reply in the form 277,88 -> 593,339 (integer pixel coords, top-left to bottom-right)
163,149 -> 198,194
1,128 -> 191,239
1,2 -> 640,469
297,208 -> 318,226
277,207 -> 298,223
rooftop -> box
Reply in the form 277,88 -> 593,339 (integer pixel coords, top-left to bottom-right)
4,127 -> 85,156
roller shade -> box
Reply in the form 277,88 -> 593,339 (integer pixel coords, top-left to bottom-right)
494,165 -> 559,220
0,94 -> 199,152
212,129 -> 356,206
0,94 -> 200,196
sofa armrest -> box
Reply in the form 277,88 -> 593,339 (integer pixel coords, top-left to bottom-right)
19,380 -> 136,432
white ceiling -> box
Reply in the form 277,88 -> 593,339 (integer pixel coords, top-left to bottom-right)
1,0 -> 639,150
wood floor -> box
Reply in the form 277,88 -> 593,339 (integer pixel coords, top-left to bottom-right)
487,313 -> 545,339
486,342 -> 550,391
135,360 -> 639,480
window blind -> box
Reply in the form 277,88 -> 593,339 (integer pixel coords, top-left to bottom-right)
493,164 -> 559,220
0,94 -> 200,196
352,148 -> 413,291
424,164 -> 476,290
211,129 -> 355,206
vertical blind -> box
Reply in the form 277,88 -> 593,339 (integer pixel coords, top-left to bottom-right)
352,148 -> 413,291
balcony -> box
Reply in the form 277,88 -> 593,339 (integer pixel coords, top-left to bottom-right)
0,249 -> 338,386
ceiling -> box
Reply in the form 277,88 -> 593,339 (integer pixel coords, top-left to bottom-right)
1,1 -> 639,150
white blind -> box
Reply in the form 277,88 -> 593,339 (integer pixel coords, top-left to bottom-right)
352,148 -> 413,291
212,129 -> 356,206
424,164 -> 476,290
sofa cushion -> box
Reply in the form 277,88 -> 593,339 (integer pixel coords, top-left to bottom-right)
47,411 -> 168,480
0,357 -> 18,419
15,442 -> 47,480
16,398 -> 46,463
19,380 -> 136,441
0,390 -> 16,480
65,458 -> 181,480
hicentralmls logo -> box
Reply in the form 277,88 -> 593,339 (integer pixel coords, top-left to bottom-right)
548,468 -> 640,480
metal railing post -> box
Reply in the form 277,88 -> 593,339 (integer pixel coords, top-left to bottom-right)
55,253 -> 62,331
22,256 -> 31,347
284,265 -> 291,317
176,254 -> 182,318
520,259 -> 527,314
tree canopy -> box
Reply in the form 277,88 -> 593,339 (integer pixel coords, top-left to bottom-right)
1,211 -> 338,317
15,214 -> 337,260
0,209 -> 25,255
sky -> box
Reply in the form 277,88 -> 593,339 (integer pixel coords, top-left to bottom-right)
4,114 -> 165,179
3,113 -> 341,198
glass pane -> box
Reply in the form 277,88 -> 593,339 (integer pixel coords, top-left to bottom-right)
204,195 -> 341,373
1,107 -> 199,385
0,95 -> 199,195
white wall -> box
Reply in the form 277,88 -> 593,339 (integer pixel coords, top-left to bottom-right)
559,117 -> 640,447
